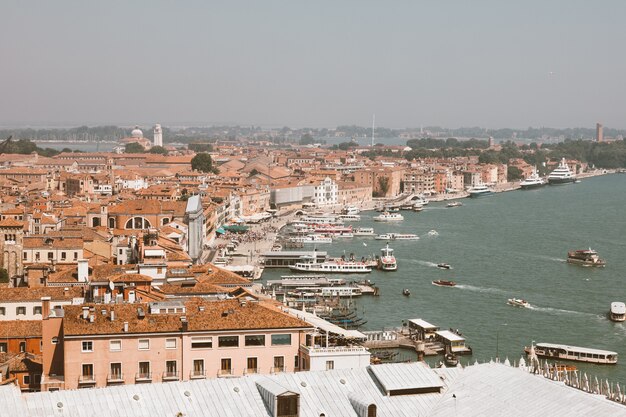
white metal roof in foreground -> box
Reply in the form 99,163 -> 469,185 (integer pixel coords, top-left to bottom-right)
435,330 -> 465,342
1,363 -> 626,417
369,362 -> 444,394
285,307 -> 366,339
408,318 -> 439,329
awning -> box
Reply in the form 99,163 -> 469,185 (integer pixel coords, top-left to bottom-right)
223,225 -> 249,233
216,227 -> 226,235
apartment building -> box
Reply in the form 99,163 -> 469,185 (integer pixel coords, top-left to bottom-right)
41,298 -> 313,391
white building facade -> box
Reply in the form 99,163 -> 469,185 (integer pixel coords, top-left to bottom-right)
312,177 -> 338,207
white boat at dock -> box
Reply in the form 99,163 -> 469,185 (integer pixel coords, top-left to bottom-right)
289,256 -> 372,274
525,342 -> 618,365
609,302 -> 626,322
373,212 -> 404,222
289,234 -> 333,244
342,205 -> 360,215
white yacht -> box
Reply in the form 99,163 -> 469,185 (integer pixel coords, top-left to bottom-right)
378,244 -> 397,271
373,212 -> 404,222
374,233 -> 392,240
547,158 -> 576,185
520,168 -> 546,189
353,227 -> 375,236
467,184 -> 494,198
289,234 -> 333,244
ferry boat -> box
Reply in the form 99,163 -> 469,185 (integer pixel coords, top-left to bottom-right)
374,233 -> 419,241
547,158 -> 576,185
378,244 -> 397,271
467,184 -> 494,198
507,298 -> 530,308
319,286 -> 363,297
525,343 -> 618,365
289,234 -> 333,244
338,214 -> 361,221
609,302 -> 626,322
333,232 -> 354,238
313,225 -> 353,235
432,280 -> 456,287
353,227 -> 375,237
567,249 -> 606,267
446,201 -> 463,208
412,204 -> 424,212
373,212 -> 404,222
289,256 -> 372,274
520,168 -> 546,189
299,215 -> 343,225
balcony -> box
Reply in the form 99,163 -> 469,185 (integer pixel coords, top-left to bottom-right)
271,366 -> 286,374
106,373 -> 124,384
135,372 -> 152,382
217,369 -> 234,377
189,370 -> 206,380
78,374 -> 96,385
162,371 -> 179,381
244,368 -> 259,375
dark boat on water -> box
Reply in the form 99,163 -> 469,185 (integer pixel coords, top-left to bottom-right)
437,263 -> 452,270
432,280 -> 456,287
567,249 -> 606,267
444,353 -> 459,367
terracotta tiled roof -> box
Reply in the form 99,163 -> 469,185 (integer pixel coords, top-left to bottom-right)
62,299 -> 311,336
0,286 -> 83,302
109,273 -> 152,283
1,320 -> 42,338
158,282 -> 230,295
197,265 -> 252,286
0,218 -> 24,228
23,236 -> 83,249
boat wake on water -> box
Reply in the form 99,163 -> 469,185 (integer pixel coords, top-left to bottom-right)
529,305 -> 602,319
407,259 -> 440,268
455,285 -> 509,296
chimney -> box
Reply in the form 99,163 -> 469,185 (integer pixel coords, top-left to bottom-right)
77,259 -> 89,283
123,321 -> 129,332
63,287 -> 69,297
89,314 -> 95,323
180,316 -> 188,332
41,297 -> 51,318
110,309 -> 115,321
82,306 -> 89,320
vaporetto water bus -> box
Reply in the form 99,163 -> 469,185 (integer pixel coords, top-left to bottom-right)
525,343 -> 618,365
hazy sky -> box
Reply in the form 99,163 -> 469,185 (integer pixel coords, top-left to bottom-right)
2,1 -> 626,129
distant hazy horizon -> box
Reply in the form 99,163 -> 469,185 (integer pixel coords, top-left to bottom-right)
3,1 -> 626,128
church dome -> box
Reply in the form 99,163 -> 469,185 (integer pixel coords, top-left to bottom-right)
131,126 -> 143,138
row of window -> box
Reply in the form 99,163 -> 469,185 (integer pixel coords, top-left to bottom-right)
0,306 -> 59,316
28,251 -> 79,261
80,334 -> 292,353
80,356 -> 298,380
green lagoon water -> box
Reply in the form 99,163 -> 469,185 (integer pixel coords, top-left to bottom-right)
262,174 -> 626,382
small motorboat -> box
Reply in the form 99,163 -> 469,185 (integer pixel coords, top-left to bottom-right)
427,230 -> 439,236
507,298 -> 530,308
432,280 -> 456,287
444,353 -> 459,367
402,288 -> 411,296
446,201 -> 463,208
437,263 -> 451,270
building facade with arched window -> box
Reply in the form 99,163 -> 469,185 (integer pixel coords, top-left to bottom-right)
106,200 -> 187,231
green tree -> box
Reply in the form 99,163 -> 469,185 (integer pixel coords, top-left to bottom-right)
125,142 -> 145,153
188,143 -> 213,152
191,152 -> 215,173
149,146 -> 168,155
299,133 -> 316,145
376,177 -> 390,197
507,166 -> 523,181
0,268 -> 8,283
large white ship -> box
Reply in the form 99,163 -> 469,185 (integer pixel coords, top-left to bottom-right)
547,158 -> 576,185
520,168 -> 546,189
289,256 -> 372,273
467,184 -> 494,198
